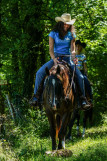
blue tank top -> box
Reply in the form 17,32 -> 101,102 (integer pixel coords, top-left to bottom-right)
49,31 -> 76,55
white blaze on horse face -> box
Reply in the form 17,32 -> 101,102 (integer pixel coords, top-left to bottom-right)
52,79 -> 55,85
52,79 -> 56,106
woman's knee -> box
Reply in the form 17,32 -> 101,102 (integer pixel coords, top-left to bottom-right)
36,68 -> 45,78
36,61 -> 53,78
36,70 -> 41,77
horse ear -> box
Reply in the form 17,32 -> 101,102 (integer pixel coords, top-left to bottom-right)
57,65 -> 60,74
45,67 -> 50,75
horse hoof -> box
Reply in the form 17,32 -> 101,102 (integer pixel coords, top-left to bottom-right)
45,149 -> 73,157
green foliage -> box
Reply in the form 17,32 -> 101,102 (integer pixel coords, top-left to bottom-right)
0,1 -> 106,160
0,112 -> 107,161
27,108 -> 50,137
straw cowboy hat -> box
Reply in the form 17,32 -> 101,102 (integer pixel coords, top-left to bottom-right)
55,13 -> 76,25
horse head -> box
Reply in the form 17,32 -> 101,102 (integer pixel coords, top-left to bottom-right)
43,64 -> 72,110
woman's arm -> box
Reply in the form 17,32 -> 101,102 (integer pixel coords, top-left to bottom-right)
49,36 -> 55,59
71,38 -> 76,60
49,36 -> 59,65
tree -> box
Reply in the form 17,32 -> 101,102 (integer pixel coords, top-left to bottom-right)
0,0 -> 106,113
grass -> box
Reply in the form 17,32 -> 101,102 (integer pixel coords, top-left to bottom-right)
0,111 -> 107,161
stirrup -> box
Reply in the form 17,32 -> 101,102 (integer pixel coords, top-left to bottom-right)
29,95 -> 38,106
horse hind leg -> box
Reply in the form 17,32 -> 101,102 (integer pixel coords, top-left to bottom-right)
66,110 -> 77,140
58,113 -> 70,149
89,108 -> 93,127
82,109 -> 93,138
51,129 -> 57,150
76,112 -> 81,137
66,119 -> 74,140
58,136 -> 65,149
50,121 -> 57,150
82,112 -> 87,138
82,127 -> 86,138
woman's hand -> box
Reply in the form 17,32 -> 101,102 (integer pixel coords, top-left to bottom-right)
71,50 -> 76,60
53,58 -> 59,65
73,58 -> 78,64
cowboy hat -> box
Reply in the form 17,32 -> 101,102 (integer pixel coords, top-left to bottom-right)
75,40 -> 86,48
55,13 -> 76,25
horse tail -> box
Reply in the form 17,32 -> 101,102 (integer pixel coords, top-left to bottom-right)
56,115 -> 62,139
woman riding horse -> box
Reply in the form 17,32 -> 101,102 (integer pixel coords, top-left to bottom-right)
66,40 -> 93,139
29,13 -> 90,110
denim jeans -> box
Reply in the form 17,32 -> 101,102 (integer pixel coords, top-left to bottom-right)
34,54 -> 85,97
34,59 -> 54,94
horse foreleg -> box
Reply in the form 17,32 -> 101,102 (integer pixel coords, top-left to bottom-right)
66,116 -> 75,140
82,112 -> 87,138
58,113 -> 70,149
89,108 -> 93,127
82,127 -> 86,138
58,137 -> 65,149
51,125 -> 57,150
82,109 -> 93,138
46,110 -> 57,150
66,109 -> 79,140
76,112 -> 81,137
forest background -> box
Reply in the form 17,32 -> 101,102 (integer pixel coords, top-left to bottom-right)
0,0 -> 107,160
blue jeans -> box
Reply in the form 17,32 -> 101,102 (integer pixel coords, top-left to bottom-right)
34,54 -> 85,97
34,59 -> 54,95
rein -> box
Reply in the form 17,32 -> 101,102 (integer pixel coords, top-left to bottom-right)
65,64 -> 76,99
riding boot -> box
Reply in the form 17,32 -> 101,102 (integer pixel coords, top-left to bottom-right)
80,95 -> 90,110
29,79 -> 44,106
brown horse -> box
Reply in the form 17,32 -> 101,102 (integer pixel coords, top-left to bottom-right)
42,63 -> 76,150
66,86 -> 93,139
